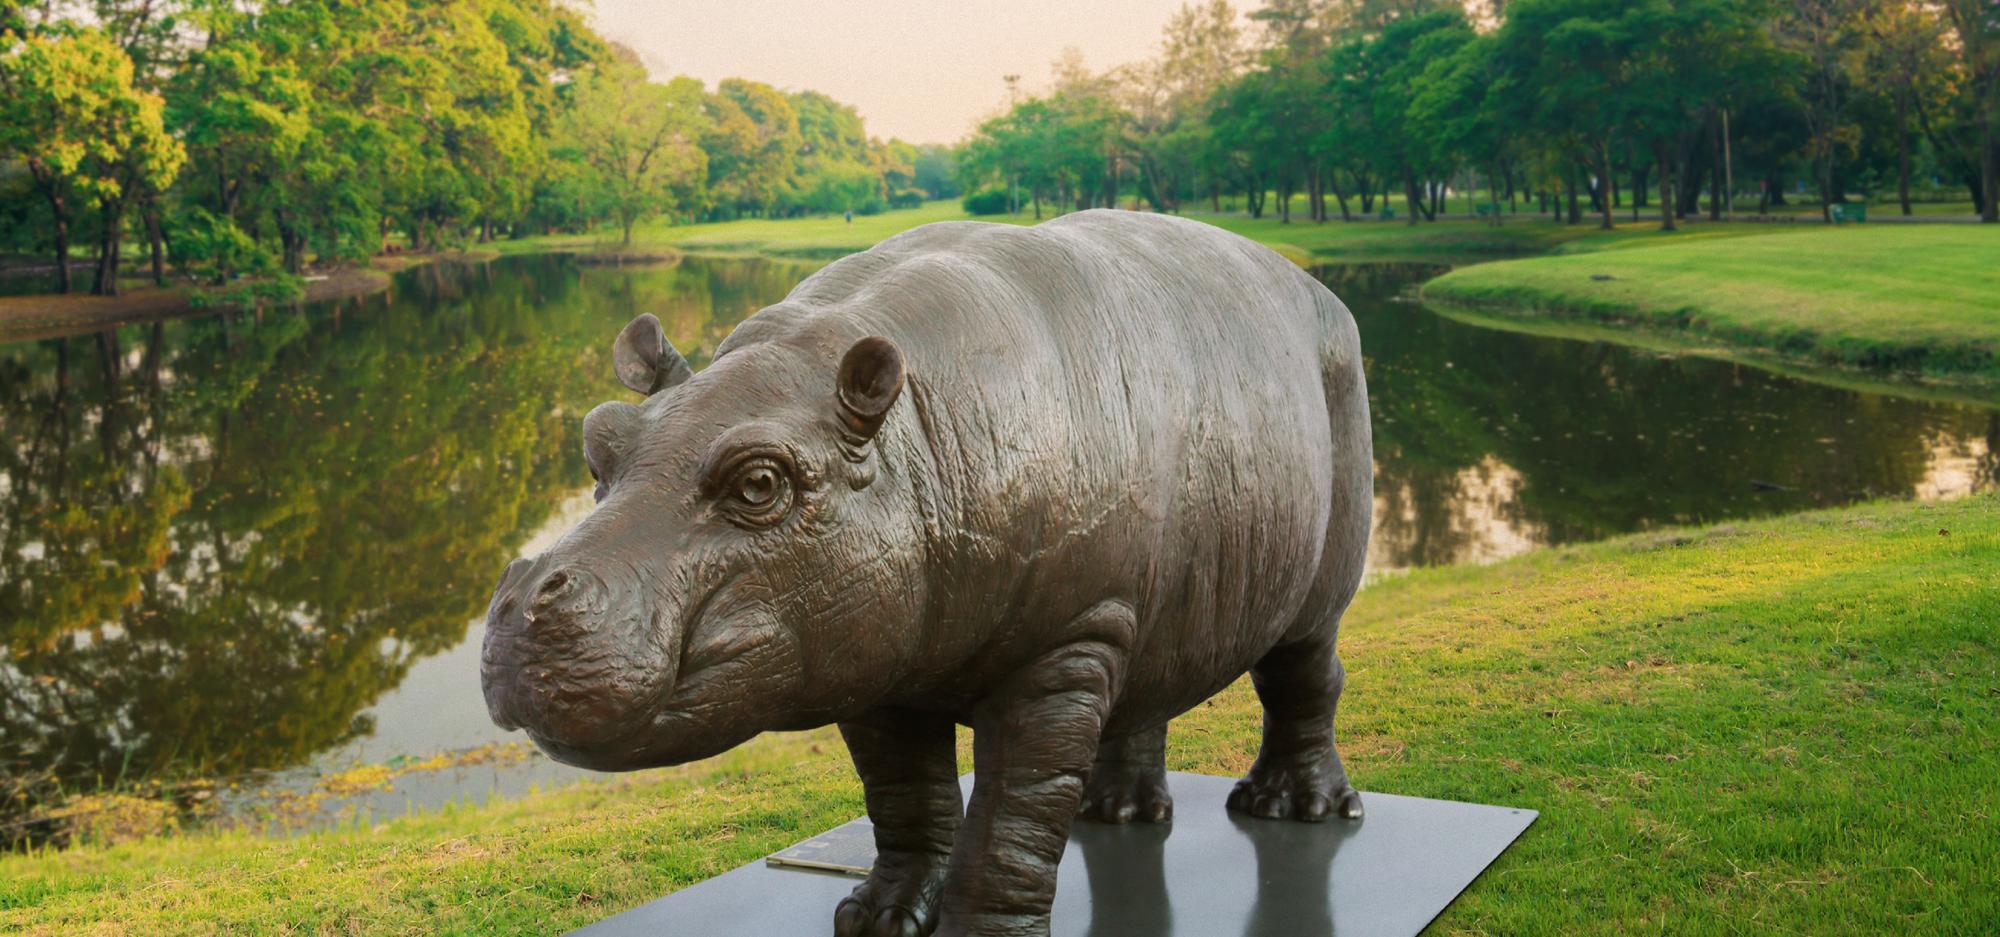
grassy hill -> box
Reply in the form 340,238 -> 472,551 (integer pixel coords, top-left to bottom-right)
1423,225 -> 2000,387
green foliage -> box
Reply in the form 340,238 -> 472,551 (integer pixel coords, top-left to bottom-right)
0,28 -> 184,208
0,25 -> 185,291
167,208 -> 276,283
961,187 -> 1012,215
1,1 -> 925,293
559,61 -> 709,244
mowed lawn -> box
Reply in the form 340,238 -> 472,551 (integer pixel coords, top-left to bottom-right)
495,199 -> 1769,267
1423,225 -> 2000,381
4,494 -> 1995,934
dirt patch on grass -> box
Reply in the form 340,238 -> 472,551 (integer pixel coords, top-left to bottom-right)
0,267 -> 391,343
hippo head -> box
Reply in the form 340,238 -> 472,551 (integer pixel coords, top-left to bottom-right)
480,312 -> 920,771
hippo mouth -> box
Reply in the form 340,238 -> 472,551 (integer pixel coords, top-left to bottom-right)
480,604 -> 671,746
522,606 -> 803,771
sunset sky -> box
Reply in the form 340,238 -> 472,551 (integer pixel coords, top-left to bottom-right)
589,0 -> 1210,144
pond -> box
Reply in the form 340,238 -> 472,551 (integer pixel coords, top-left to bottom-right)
1,252 -> 1992,843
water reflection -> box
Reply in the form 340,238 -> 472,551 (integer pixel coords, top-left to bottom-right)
0,253 -> 1991,837
1342,263 -> 2000,568
0,255 -> 821,839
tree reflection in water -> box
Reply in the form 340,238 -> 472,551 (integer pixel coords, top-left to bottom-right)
1339,263 -> 2000,570
0,255 -> 821,837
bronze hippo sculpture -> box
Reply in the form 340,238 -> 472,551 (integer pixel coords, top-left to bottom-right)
481,209 -> 1372,937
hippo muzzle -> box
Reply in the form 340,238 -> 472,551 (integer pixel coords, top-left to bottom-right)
480,552 -> 675,760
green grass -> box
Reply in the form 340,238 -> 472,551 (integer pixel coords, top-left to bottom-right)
494,200 -> 1783,268
1424,225 -> 2000,386
6,494 -> 1996,934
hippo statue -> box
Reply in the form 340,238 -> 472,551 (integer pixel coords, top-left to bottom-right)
481,209 -> 1372,937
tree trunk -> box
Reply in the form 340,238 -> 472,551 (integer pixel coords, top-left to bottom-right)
1404,172 -> 1422,226
1655,141 -> 1677,232
146,203 -> 166,286
93,197 -> 125,297
1564,169 -> 1579,225
1722,109 -> 1735,220
1597,143 -> 1615,230
41,181 -> 73,294
1983,117 -> 1999,223
1892,95 -> 1910,216
1708,112 -> 1723,222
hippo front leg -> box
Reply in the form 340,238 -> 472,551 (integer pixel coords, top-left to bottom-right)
937,601 -> 1135,937
837,709 -> 961,937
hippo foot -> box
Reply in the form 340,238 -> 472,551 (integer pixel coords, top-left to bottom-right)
1075,764 -> 1173,824
1226,762 -> 1363,822
835,851 -> 947,937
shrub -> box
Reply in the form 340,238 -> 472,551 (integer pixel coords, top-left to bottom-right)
962,188 -> 1010,215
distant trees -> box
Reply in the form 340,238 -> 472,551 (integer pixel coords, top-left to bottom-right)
958,0 -> 2000,224
562,57 -> 708,245
1935,0 -> 2000,220
0,0 -> 932,294
0,28 -> 184,294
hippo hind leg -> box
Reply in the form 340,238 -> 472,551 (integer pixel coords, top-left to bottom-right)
1227,621 -> 1363,821
1076,723 -> 1172,824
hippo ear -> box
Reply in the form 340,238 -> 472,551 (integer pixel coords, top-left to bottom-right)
613,314 -> 693,396
835,336 -> 904,440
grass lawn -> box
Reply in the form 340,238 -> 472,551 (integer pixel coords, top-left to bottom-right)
5,493 -> 1995,934
494,199 -> 1777,268
1423,225 -> 2000,386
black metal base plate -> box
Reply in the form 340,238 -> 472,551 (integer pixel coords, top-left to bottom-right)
571,772 -> 1536,937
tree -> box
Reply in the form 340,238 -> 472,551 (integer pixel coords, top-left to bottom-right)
1124,1 -> 1247,212
911,144 -> 960,200
1780,0 -> 1870,221
0,27 -> 184,294
1864,3 -> 1951,215
704,78 -> 801,217
1937,0 -> 2000,220
561,59 -> 709,244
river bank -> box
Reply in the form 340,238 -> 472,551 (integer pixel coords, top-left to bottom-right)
5,493 -> 1994,934
0,249 -> 521,343
15,202 -> 1974,409
1422,226 -> 2000,396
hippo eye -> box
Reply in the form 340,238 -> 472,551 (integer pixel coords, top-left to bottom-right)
719,456 -> 793,527
738,466 -> 779,506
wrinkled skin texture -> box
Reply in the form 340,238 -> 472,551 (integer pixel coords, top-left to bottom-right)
481,211 -> 1372,937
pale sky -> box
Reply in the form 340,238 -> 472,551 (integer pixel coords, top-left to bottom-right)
588,0 -> 1205,144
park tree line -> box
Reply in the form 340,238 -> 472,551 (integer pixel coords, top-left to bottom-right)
959,0 -> 2000,226
0,0 -> 960,296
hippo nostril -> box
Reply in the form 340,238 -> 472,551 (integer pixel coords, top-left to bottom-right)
539,570 -> 571,597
